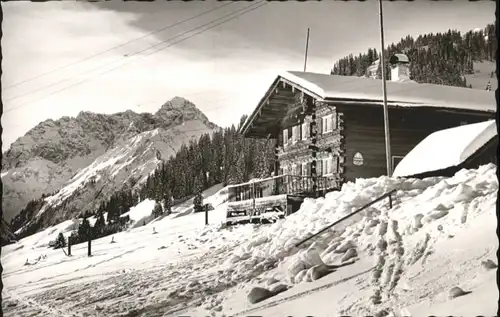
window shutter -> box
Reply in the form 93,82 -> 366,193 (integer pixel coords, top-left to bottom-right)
332,156 -> 339,173
283,130 -> 288,145
317,160 -> 322,176
318,118 -> 322,135
306,163 -> 311,176
332,114 -> 337,130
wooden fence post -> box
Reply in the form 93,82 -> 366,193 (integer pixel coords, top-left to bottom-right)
205,204 -> 209,226
88,236 -> 92,257
68,236 -> 72,256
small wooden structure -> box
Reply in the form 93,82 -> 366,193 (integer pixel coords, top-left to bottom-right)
393,120 -> 498,179
226,174 -> 340,225
227,69 -> 495,225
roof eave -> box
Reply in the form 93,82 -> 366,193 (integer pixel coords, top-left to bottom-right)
239,73 -> 326,136
239,76 -> 282,136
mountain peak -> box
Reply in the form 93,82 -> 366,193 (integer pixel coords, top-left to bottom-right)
157,96 -> 196,111
154,96 -> 215,128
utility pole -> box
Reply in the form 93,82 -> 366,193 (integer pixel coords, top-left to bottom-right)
303,28 -> 310,72
378,0 -> 393,176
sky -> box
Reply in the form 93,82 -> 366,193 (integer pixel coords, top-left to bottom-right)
1,0 -> 495,151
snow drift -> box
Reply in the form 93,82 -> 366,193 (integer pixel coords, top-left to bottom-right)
394,120 -> 497,177
223,164 -> 497,313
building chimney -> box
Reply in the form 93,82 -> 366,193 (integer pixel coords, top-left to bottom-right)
389,54 -> 410,82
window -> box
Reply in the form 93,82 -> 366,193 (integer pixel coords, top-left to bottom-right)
301,163 -> 309,176
283,129 -> 289,146
322,158 -> 330,175
316,160 -> 323,176
292,126 -> 300,143
392,156 -> 405,173
322,156 -> 338,175
322,114 -> 335,134
301,122 -> 309,140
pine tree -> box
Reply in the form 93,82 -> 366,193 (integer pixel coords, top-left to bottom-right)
153,201 -> 163,218
163,189 -> 173,215
78,217 -> 92,241
55,232 -> 66,249
94,209 -> 106,236
193,190 -> 203,213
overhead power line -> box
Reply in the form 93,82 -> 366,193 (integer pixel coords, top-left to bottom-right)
3,1 -> 236,91
4,0 -> 268,113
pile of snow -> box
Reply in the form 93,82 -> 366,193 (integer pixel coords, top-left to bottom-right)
120,199 -> 156,225
226,164 -> 497,288
394,120 -> 496,177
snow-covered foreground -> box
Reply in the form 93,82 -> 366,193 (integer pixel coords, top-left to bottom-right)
2,164 -> 498,316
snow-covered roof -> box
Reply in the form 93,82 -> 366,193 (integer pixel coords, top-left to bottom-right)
393,120 -> 497,177
279,71 -> 496,113
390,54 -> 409,64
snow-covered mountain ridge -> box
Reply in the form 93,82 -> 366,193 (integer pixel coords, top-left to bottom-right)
2,97 -> 218,227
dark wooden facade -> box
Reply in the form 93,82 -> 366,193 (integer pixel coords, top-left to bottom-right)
337,105 -> 495,182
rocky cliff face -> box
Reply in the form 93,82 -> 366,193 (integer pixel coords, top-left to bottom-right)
2,97 -> 218,226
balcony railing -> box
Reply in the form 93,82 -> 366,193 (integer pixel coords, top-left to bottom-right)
227,174 -> 340,202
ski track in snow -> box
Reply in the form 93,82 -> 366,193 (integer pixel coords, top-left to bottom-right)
3,164 -> 498,316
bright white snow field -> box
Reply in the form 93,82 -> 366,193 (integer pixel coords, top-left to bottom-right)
2,164 -> 498,317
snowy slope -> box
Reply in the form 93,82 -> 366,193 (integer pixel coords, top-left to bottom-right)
465,61 -> 497,91
171,183 -> 228,217
2,164 -> 497,317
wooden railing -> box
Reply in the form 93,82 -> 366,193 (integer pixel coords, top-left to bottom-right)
294,189 -> 397,248
227,174 -> 340,202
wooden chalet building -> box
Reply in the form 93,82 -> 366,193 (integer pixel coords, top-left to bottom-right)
226,58 -> 496,224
